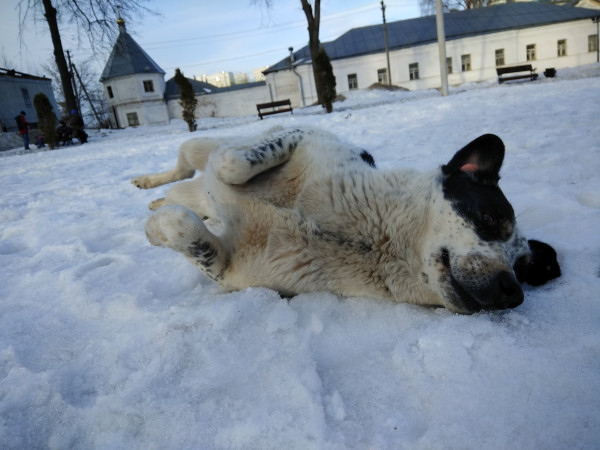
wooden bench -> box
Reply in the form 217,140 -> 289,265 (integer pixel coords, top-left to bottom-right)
257,99 -> 293,119
496,64 -> 538,84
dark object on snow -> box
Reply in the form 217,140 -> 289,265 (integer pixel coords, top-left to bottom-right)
257,99 -> 293,120
514,239 -> 561,286
544,68 -> 556,78
70,110 -> 88,144
497,64 -> 538,83
56,121 -> 73,146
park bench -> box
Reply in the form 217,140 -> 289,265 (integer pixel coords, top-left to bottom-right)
257,99 -> 293,119
496,64 -> 538,84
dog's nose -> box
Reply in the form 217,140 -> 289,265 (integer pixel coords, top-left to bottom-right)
493,271 -> 524,309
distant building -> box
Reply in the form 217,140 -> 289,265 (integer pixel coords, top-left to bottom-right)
199,71 -> 235,88
0,68 -> 60,132
253,66 -> 269,82
234,73 -> 250,85
99,15 -> 169,128
264,3 -> 600,107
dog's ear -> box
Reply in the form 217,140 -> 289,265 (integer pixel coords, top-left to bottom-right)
442,134 -> 505,185
514,239 -> 561,286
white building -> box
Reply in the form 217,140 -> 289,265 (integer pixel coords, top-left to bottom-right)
99,16 -> 169,128
264,3 -> 600,107
99,4 -> 599,126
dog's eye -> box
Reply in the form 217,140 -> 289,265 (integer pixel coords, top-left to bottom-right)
483,212 -> 496,226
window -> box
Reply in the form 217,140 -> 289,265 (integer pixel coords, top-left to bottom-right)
347,73 -> 358,90
377,68 -> 388,85
21,88 -> 31,106
409,63 -> 419,80
126,112 -> 140,126
589,35 -> 598,53
526,44 -> 536,61
107,86 -> 114,98
495,49 -> 505,66
447,57 -> 453,74
143,80 -> 154,92
461,54 -> 471,72
557,39 -> 567,57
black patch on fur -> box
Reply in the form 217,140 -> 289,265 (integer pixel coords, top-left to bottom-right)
514,239 -> 561,286
443,173 -> 515,242
246,147 -> 266,166
189,240 -> 217,266
312,228 -> 372,253
360,150 -> 376,168
442,134 -> 515,242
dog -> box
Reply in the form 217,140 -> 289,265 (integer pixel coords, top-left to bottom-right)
132,126 -> 560,314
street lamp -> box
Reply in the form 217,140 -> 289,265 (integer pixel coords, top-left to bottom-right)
593,17 -> 600,63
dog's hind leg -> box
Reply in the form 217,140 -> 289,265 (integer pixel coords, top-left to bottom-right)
150,177 -> 218,219
145,205 -> 228,280
132,137 -> 220,189
213,128 -> 306,185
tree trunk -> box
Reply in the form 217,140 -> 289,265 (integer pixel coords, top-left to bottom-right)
300,0 -> 326,108
41,0 -> 77,115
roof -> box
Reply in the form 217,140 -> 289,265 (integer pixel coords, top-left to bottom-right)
100,22 -> 165,81
164,77 -> 219,99
0,68 -> 51,81
265,3 -> 600,73
164,77 -> 266,100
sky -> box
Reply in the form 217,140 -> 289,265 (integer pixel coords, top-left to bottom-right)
1,0 -> 421,82
0,65 -> 599,448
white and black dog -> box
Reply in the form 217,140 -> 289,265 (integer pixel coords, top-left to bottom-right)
132,127 -> 560,314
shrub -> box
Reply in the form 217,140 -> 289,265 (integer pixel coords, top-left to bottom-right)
33,93 -> 57,149
174,68 -> 198,132
314,47 -> 337,113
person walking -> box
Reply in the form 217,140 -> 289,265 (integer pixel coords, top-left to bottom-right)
15,111 -> 30,150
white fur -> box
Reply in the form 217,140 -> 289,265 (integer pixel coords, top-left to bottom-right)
132,127 -> 529,314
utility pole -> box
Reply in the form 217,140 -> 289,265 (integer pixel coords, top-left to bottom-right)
381,1 -> 392,86
593,17 -> 600,63
72,63 -> 102,125
66,50 -> 81,113
435,0 -> 449,96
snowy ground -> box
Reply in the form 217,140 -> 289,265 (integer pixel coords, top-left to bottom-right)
1,65 -> 599,449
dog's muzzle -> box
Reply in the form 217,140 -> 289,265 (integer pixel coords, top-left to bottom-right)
442,249 -> 524,312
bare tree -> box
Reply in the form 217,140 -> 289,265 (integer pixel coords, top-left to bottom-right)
42,56 -> 109,126
256,0 -> 336,112
420,0 -> 492,16
17,0 -> 157,116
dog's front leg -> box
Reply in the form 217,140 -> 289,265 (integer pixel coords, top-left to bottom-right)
145,205 -> 229,281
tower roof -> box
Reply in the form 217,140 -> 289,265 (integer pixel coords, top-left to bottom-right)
100,17 -> 165,81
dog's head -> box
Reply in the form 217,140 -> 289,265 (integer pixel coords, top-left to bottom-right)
422,134 -> 560,313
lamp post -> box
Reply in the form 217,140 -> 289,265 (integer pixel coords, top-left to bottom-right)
381,1 -> 392,86
435,0 -> 449,96
593,17 -> 600,63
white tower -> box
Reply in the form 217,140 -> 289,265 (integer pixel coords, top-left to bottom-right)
100,15 -> 169,128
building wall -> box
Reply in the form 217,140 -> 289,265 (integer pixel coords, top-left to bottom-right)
289,18 -> 597,103
166,83 -> 272,119
0,76 -> 60,132
264,65 -> 312,108
102,73 -> 169,127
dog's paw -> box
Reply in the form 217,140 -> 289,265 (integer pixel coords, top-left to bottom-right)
149,198 -> 166,210
132,175 -> 158,189
145,205 -> 204,252
214,150 -> 253,185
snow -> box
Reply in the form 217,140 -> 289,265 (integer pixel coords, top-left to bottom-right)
1,65 -> 600,449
